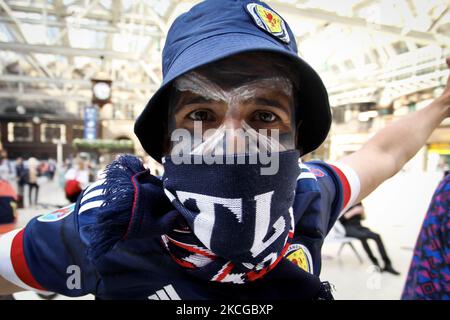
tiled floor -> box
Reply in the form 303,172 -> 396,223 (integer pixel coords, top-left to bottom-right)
9,170 -> 445,300
321,170 -> 443,299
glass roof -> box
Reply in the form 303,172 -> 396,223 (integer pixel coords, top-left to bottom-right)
0,0 -> 448,107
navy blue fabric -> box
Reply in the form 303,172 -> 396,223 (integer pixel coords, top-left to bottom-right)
22,204 -> 98,296
0,197 -> 15,224
162,151 -> 299,262
291,161 -> 344,274
159,151 -> 300,284
134,0 -> 331,161
19,157 -> 344,299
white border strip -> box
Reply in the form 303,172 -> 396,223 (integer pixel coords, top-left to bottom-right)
163,285 -> 181,300
80,188 -> 105,204
0,229 -> 50,294
332,162 -> 361,215
298,172 -> 317,181
83,179 -> 106,195
78,200 -> 104,215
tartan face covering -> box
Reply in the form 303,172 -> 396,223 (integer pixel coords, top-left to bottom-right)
161,150 -> 300,284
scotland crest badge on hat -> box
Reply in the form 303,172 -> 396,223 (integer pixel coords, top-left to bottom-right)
245,3 -> 290,44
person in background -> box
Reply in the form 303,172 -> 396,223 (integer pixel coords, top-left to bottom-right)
47,158 -> 56,181
402,173 -> 449,300
15,157 -> 26,209
0,178 -> 17,226
64,158 -> 90,203
0,150 -> 12,182
27,157 -> 40,207
339,202 -> 400,275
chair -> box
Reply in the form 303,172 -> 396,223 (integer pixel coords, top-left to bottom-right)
324,220 -> 364,264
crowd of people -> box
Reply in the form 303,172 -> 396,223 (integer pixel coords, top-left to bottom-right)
1,151 -> 56,208
0,149 -> 163,215
0,149 -> 99,211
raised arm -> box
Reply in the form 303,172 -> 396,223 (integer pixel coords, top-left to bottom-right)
339,58 -> 450,203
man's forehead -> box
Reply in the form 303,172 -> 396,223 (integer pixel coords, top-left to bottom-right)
184,52 -> 298,89
175,71 -> 293,104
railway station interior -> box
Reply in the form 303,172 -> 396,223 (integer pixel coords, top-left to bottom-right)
0,0 -> 449,300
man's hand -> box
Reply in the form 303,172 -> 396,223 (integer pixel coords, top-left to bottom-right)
433,57 -> 450,117
339,58 -> 450,203
437,58 -> 450,112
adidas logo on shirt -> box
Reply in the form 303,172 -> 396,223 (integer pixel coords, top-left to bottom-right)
148,284 -> 181,300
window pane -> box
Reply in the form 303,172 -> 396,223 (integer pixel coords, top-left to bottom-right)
40,124 -> 66,143
7,122 -> 33,142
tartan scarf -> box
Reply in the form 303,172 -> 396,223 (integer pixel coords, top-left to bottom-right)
85,152 -> 302,285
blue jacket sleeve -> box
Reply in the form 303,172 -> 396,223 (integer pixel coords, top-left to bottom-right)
0,201 -> 98,296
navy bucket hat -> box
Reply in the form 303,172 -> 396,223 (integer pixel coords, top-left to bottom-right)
134,0 -> 331,162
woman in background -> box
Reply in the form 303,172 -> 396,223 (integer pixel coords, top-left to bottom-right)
27,157 -> 39,207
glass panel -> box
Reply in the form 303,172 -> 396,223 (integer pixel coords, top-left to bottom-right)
72,125 -> 84,139
40,124 -> 66,143
7,122 -> 33,142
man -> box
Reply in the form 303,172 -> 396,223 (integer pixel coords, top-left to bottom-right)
0,0 -> 449,299
15,157 -> 26,209
339,203 -> 400,275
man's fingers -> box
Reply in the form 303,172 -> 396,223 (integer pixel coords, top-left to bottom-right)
446,57 -> 450,89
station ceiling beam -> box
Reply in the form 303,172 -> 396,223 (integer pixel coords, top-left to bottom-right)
0,41 -> 140,60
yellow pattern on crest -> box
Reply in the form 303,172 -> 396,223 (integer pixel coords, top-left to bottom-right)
287,248 -> 310,273
255,5 -> 283,34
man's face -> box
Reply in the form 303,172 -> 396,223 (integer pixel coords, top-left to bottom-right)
167,55 -> 297,156
173,76 -> 293,134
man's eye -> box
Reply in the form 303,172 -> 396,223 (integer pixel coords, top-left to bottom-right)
188,110 -> 211,121
256,111 -> 277,122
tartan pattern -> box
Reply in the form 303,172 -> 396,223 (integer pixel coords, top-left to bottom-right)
402,174 -> 450,300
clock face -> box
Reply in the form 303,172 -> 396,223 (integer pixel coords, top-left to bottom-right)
93,82 -> 111,100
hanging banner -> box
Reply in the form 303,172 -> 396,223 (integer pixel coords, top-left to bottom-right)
84,106 -> 98,140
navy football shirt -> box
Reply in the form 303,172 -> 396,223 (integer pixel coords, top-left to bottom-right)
0,161 -> 359,299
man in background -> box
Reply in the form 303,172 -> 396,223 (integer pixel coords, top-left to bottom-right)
340,203 -> 400,275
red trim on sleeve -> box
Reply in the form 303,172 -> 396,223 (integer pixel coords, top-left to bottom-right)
329,164 -> 351,210
10,229 -> 45,291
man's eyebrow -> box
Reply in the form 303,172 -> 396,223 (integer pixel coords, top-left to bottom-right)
175,95 -> 215,112
246,97 -> 290,112
182,96 -> 214,105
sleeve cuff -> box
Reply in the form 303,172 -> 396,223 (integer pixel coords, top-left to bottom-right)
0,228 -> 50,294
328,162 -> 361,215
